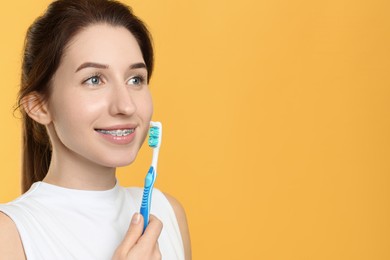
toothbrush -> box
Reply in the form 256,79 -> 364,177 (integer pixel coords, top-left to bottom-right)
140,121 -> 162,232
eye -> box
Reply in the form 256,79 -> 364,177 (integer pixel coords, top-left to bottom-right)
127,75 -> 146,86
84,74 -> 103,85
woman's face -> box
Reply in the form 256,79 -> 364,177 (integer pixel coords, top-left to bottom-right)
46,24 -> 153,168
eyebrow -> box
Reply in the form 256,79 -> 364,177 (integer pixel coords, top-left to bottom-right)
129,63 -> 147,70
75,62 -> 108,72
75,62 -> 147,72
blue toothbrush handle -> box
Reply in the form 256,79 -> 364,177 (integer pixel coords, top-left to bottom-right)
140,166 -> 156,232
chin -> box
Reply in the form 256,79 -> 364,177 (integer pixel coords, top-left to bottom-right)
116,158 -> 137,167
99,152 -> 138,168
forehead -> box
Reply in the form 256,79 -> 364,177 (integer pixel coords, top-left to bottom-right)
62,24 -> 144,67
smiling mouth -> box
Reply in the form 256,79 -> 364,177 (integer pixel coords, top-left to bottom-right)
95,129 -> 135,137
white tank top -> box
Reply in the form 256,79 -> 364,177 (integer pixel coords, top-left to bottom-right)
0,181 -> 184,260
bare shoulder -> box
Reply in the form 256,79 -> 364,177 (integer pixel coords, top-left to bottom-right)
0,212 -> 26,260
163,193 -> 192,260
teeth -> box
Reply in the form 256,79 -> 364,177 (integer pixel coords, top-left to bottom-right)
97,129 -> 134,136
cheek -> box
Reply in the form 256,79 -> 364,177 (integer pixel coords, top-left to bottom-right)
52,88 -> 105,117
136,90 -> 153,121
49,92 -> 103,135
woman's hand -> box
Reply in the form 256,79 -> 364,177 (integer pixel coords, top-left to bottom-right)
112,213 -> 163,260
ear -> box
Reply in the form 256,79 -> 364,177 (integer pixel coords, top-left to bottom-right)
21,92 -> 52,125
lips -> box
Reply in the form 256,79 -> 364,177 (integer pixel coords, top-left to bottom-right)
95,129 -> 134,136
95,125 -> 137,145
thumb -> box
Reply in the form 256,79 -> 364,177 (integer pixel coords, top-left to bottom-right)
118,213 -> 144,250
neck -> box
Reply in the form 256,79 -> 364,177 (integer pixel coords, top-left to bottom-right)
43,148 -> 117,191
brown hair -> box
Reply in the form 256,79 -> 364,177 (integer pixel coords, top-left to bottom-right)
18,0 -> 154,193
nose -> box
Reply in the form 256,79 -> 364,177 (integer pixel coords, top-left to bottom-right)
109,84 -> 136,116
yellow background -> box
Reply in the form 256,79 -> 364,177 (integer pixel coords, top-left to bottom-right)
1,0 -> 389,259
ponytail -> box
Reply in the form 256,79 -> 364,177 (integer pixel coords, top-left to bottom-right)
21,115 -> 51,192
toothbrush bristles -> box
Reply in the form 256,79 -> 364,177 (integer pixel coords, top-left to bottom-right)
148,126 -> 160,148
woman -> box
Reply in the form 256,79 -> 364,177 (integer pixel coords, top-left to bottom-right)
0,0 -> 191,259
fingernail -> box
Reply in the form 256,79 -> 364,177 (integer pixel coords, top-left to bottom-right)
132,213 -> 141,224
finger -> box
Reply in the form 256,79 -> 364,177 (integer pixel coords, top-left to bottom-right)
155,241 -> 161,255
153,241 -> 162,259
118,213 -> 144,250
138,215 -> 163,247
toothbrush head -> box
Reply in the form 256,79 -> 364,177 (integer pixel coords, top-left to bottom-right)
148,121 -> 162,149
